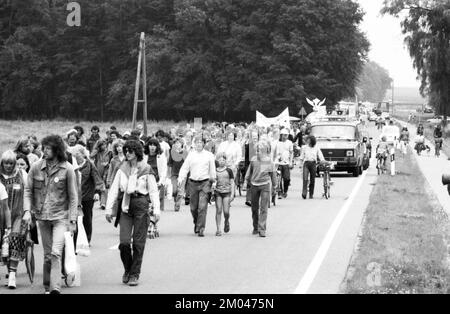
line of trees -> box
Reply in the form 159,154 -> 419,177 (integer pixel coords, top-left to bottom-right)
357,61 -> 392,103
383,0 -> 450,115
0,0 -> 369,121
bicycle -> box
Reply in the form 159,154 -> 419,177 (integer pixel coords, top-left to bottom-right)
319,161 -> 333,199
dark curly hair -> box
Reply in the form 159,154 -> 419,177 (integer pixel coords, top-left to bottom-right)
144,138 -> 162,155
41,135 -> 68,162
74,125 -> 85,136
123,140 -> 144,162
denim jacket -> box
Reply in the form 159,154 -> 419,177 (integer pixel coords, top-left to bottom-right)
24,159 -> 78,222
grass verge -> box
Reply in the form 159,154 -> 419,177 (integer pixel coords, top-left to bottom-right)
341,147 -> 450,294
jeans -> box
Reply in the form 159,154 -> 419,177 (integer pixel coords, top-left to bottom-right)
171,176 -> 182,210
81,200 -> 94,243
38,219 -> 68,292
250,183 -> 270,232
302,161 -> 317,197
278,165 -> 291,194
119,196 -> 150,278
188,180 -> 211,233
158,185 -> 165,211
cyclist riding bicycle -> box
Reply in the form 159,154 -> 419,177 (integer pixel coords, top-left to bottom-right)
376,136 -> 390,171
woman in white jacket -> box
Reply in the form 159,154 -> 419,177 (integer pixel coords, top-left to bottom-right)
105,140 -> 160,287
144,138 -> 168,212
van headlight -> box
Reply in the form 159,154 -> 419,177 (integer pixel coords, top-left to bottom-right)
346,150 -> 354,157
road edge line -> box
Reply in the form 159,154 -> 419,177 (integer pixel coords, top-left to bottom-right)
294,169 -> 369,294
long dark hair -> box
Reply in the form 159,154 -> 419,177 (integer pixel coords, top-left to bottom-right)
144,138 -> 162,155
16,152 -> 30,173
41,135 -> 68,162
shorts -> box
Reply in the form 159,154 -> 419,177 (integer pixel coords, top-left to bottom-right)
215,191 -> 231,198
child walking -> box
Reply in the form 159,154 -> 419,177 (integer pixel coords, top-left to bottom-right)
214,152 -> 235,236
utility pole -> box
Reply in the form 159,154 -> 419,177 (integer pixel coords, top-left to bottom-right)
132,32 -> 148,136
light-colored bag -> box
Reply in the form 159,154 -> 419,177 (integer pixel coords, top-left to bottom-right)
76,216 -> 90,257
64,232 -> 77,282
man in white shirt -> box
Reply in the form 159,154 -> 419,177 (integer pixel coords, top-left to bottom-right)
275,128 -> 294,199
178,136 -> 216,237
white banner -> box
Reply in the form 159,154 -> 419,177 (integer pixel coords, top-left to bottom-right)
256,108 -> 290,128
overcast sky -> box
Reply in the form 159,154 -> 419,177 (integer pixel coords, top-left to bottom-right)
357,0 -> 421,88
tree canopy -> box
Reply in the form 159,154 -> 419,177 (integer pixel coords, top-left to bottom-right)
383,0 -> 450,115
0,0 -> 369,121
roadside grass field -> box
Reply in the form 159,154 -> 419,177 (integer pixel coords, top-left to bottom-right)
0,119 -> 180,154
393,111 -> 450,157
342,147 -> 450,294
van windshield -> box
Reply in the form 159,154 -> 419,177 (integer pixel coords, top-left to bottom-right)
310,125 -> 356,140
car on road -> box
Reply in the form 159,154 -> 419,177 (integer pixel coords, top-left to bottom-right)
310,119 -> 366,177
426,116 -> 446,124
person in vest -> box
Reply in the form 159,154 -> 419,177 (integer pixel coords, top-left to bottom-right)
0,150 -> 29,289
105,140 -> 160,287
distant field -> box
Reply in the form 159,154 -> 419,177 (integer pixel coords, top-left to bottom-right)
0,119 -> 181,154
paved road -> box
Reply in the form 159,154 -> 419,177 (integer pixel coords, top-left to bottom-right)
2,126 -> 379,294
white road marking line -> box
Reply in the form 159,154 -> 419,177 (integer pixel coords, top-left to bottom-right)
294,168 -> 369,294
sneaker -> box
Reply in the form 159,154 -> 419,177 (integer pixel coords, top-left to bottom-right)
215,231 -> 222,237
198,230 -> 205,237
44,290 -> 50,295
224,220 -> 230,233
122,272 -> 130,284
50,289 -> 61,294
128,276 -> 139,287
3,274 -> 8,287
259,231 -> 266,237
7,272 -> 16,289
252,229 -> 259,235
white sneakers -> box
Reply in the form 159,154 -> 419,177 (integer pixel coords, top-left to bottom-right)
7,272 -> 16,289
